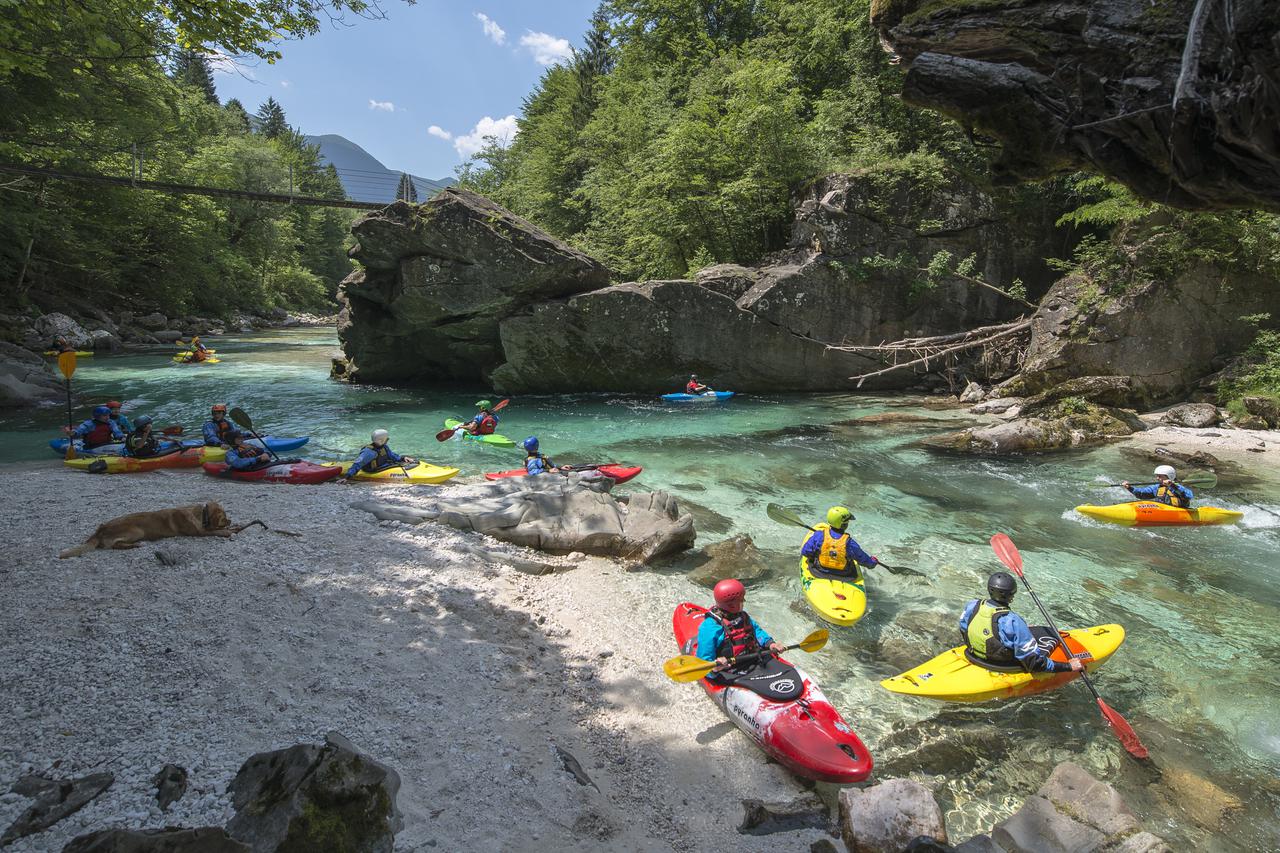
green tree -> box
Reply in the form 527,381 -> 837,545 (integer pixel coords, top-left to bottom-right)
171,48 -> 219,103
395,172 -> 418,203
256,97 -> 288,139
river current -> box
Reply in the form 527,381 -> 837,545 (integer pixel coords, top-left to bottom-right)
3,328 -> 1277,849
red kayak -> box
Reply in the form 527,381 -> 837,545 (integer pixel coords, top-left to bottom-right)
483,464 -> 642,484
672,603 -> 873,784
202,461 -> 342,485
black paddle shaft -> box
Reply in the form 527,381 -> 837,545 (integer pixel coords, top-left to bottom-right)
1014,569 -> 1106,702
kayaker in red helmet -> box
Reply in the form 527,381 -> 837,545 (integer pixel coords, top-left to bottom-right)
685,374 -> 714,395
695,579 -> 783,677
105,400 -> 134,434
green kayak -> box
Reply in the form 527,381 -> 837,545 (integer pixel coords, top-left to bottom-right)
443,419 -> 517,449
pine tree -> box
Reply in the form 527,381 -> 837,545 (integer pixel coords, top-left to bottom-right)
171,49 -> 219,104
571,9 -> 613,128
256,97 -> 287,139
395,172 -> 418,203
223,98 -> 251,133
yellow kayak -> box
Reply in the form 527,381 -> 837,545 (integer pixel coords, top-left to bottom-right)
321,460 -> 459,484
64,446 -> 224,473
799,555 -> 867,627
44,350 -> 93,357
881,624 -> 1125,702
1075,502 -> 1242,527
173,353 -> 221,364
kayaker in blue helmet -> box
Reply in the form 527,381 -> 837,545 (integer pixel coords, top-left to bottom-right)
226,433 -> 271,471
67,405 -> 124,449
522,436 -> 558,475
461,400 -> 500,436
800,507 -> 879,579
203,403 -> 241,448
685,374 -> 713,395
124,416 -> 164,458
695,579 -> 784,676
1122,465 -> 1193,508
345,429 -> 414,479
105,400 -> 133,434
959,572 -> 1084,674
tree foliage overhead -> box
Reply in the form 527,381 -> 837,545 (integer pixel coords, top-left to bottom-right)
0,0 -> 383,315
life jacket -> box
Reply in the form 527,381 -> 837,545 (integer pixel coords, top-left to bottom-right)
82,420 -> 115,448
525,452 -> 551,475
209,418 -> 237,442
1155,484 -> 1189,508
236,444 -> 265,459
475,412 -> 498,435
710,607 -> 762,659
813,523 -> 850,573
965,600 -> 1015,663
686,381 -> 700,394
363,443 -> 393,471
126,431 -> 159,457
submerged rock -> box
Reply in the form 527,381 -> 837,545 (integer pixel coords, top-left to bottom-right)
838,778 -> 947,853
687,534 -> 770,587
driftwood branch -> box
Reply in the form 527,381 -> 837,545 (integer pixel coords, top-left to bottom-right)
827,318 -> 1033,387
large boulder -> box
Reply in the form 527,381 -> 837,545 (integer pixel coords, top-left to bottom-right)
873,0 -> 1280,212
336,192 -> 609,385
922,400 -> 1144,455
226,732 -> 402,853
0,341 -> 63,405
838,778 -> 947,853
34,312 -> 93,349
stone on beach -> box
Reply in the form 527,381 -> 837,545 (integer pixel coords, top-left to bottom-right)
838,778 -> 947,853
1,772 -> 114,845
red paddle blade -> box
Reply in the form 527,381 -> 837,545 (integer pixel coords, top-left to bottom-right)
493,398 -> 510,411
1097,698 -> 1149,759
989,533 -> 1025,578
435,428 -> 457,442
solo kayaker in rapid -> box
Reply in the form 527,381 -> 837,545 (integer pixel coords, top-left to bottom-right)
226,434 -> 271,471
801,506 -> 879,579
345,429 -> 414,480
106,400 -> 133,434
695,579 -> 784,679
123,416 -> 164,458
1122,465 -> 1193,508
522,436 -> 558,475
685,374 -> 714,395
203,404 -> 241,448
459,400 -> 500,436
959,572 -> 1084,674
66,405 -> 124,449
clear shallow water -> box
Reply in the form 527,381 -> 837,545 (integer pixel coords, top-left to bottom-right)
5,329 -> 1279,849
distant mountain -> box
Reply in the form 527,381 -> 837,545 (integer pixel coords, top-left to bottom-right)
305,134 -> 454,203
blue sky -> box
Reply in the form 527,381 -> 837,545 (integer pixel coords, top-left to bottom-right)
213,2 -> 600,180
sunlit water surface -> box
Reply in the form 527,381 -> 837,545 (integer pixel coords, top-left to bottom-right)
3,329 -> 1278,849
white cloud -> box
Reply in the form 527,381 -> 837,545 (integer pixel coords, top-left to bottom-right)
475,12 -> 506,45
279,80 -> 291,88
369,100 -> 395,112
427,125 -> 453,141
519,31 -> 573,66
453,114 -> 518,159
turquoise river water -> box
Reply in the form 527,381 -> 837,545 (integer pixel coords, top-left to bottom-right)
3,328 -> 1278,849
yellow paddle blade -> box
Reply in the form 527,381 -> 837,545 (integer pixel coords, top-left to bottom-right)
794,628 -> 830,653
57,351 -> 77,379
662,654 -> 717,683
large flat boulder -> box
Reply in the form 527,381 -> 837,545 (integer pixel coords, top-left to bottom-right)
0,340 -> 62,405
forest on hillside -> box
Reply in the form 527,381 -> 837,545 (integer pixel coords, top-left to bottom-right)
0,1 -> 359,317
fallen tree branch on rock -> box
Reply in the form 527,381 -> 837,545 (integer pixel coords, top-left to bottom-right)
829,318 -> 1032,388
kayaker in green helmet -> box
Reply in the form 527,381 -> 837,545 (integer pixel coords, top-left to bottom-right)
800,506 -> 879,580
460,400 -> 500,436
959,572 -> 1084,674
1123,465 -> 1193,508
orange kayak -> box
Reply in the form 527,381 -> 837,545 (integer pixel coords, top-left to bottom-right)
1075,502 -> 1242,527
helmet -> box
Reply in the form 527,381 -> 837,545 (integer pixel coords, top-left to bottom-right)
476,399 -> 492,410
690,374 -> 698,379
211,403 -> 227,414
713,578 -> 746,611
371,429 -> 389,446
1154,465 -> 1176,480
92,405 -> 111,417
826,506 -> 854,530
522,436 -> 539,452
987,571 -> 1017,604
106,400 -> 122,409
134,415 -> 153,429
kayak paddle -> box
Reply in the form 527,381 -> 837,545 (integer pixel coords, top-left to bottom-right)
1103,472 -> 1217,489
663,628 -> 829,683
161,425 -> 185,436
58,352 -> 77,460
765,503 -> 925,578
435,398 -> 510,441
989,533 -> 1149,760
228,407 -> 282,463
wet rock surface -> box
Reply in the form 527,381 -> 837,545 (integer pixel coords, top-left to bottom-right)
839,778 -> 947,853
687,534 -> 771,587
1,773 -> 114,845
62,827 -> 248,852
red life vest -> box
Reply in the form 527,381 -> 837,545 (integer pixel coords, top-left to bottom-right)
213,419 -> 234,438
686,381 -> 700,394
475,413 -> 497,435
710,607 -> 761,658
82,421 -> 115,448
237,444 -> 265,459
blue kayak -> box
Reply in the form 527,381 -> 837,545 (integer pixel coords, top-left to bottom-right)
660,391 -> 736,402
49,434 -> 310,456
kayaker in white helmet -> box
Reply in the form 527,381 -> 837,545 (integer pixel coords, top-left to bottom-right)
344,429 -> 414,480
960,572 -> 1084,674
1122,465 -> 1193,508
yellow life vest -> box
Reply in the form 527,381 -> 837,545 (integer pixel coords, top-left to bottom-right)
1156,484 -> 1189,508
966,600 -> 1014,662
815,523 -> 848,572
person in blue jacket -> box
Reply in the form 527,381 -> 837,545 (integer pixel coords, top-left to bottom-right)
225,435 -> 271,471
106,400 -> 133,434
461,400 -> 500,436
522,436 -> 558,475
123,416 -> 165,458
203,403 -> 240,448
68,405 -> 124,449
696,579 -> 784,676
800,506 -> 878,580
345,429 -> 414,479
959,572 -> 1085,674
1123,465 -> 1193,508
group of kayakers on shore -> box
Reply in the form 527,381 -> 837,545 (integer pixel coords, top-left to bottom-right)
67,402 -> 271,469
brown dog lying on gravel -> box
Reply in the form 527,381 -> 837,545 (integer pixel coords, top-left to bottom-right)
58,501 -> 266,558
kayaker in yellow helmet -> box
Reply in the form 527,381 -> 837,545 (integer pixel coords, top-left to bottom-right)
800,507 -> 879,580
1122,465 -> 1193,508
959,572 -> 1084,673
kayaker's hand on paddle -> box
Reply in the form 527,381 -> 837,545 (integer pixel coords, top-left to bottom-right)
1067,658 -> 1085,673
714,656 -> 730,670
1121,481 -> 1131,490
766,642 -> 784,655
